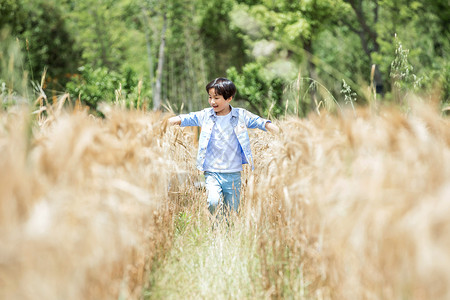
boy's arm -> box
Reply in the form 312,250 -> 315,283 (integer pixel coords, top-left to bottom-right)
265,121 -> 280,134
169,110 -> 205,127
168,116 -> 181,126
242,109 -> 279,133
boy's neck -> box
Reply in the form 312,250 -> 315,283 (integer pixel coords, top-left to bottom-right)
215,105 -> 232,116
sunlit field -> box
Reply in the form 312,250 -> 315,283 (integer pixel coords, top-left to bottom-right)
1,97 -> 449,299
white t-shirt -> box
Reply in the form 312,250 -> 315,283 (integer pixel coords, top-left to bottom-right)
203,112 -> 242,172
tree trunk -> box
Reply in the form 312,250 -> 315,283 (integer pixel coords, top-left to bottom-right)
91,8 -> 111,68
153,13 -> 167,111
345,0 -> 383,94
304,39 -> 318,113
141,7 -> 154,96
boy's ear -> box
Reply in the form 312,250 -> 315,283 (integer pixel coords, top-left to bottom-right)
227,96 -> 233,102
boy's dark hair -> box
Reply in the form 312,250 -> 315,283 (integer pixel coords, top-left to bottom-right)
206,77 -> 237,100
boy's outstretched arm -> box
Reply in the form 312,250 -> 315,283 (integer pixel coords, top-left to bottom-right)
265,121 -> 280,134
168,116 -> 181,126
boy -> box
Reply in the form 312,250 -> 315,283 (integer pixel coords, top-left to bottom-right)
168,77 -> 279,216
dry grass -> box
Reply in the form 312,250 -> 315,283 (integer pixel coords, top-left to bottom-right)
1,96 -> 449,299
0,102 -> 193,299
247,100 -> 450,299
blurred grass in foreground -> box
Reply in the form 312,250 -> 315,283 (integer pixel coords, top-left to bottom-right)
0,87 -> 449,299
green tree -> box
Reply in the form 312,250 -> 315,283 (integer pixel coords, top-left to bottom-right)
0,0 -> 26,31
155,0 -> 210,111
62,0 -> 128,70
3,0 -> 448,113
65,65 -> 148,111
227,63 -> 284,117
331,0 -> 449,102
0,0 -> 81,88
0,29 -> 31,106
227,0 -> 347,113
198,0 -> 249,78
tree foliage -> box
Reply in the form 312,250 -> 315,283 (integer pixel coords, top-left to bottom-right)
65,64 -> 151,112
0,0 -> 448,114
0,0 -> 81,86
227,63 -> 285,117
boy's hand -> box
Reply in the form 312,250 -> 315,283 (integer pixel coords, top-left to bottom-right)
168,116 -> 181,126
265,122 -> 280,134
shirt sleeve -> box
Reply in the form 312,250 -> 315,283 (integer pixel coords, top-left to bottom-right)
179,110 -> 205,127
243,109 -> 270,131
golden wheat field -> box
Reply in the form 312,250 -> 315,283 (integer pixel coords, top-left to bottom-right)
0,97 -> 449,299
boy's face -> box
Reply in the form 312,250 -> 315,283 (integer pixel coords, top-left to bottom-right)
208,88 -> 232,116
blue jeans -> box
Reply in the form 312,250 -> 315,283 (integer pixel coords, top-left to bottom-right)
204,171 -> 241,215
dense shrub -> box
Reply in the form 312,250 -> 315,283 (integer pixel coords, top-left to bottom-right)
227,63 -> 285,117
65,65 -> 150,111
